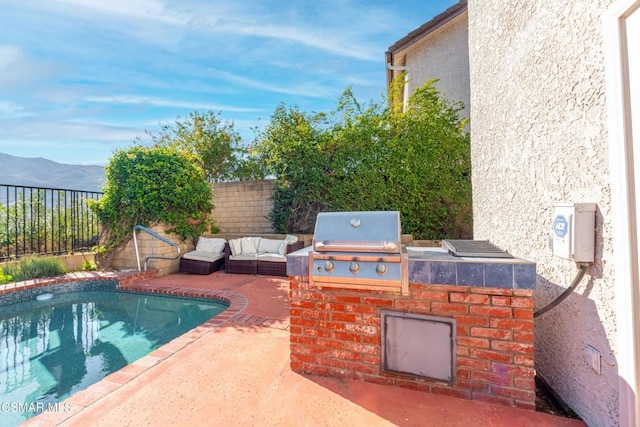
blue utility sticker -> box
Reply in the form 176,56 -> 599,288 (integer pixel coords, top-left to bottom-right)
553,215 -> 568,238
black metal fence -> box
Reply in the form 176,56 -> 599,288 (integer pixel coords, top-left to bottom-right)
0,184 -> 103,261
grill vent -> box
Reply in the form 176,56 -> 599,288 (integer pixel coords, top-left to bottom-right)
442,240 -> 513,258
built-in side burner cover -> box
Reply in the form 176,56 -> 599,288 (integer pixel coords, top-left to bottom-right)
442,239 -> 513,258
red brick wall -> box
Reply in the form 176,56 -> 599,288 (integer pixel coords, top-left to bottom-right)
289,277 -> 535,410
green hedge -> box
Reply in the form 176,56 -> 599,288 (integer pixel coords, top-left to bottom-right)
255,82 -> 472,239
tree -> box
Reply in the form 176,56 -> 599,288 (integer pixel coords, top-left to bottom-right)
256,104 -> 332,233
149,110 -> 266,182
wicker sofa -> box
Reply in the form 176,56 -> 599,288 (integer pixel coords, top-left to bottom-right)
224,236 -> 304,276
179,237 -> 226,275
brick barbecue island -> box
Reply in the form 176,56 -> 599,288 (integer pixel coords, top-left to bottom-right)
286,246 -> 537,410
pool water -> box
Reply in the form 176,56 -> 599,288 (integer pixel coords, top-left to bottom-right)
0,290 -> 227,425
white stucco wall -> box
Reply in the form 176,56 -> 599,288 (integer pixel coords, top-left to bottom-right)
467,0 -> 618,425
399,12 -> 470,118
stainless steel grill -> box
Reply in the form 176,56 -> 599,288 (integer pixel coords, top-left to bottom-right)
309,211 -> 408,294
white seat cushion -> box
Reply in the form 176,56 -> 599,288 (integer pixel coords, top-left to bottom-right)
183,251 -> 225,263
257,253 -> 287,262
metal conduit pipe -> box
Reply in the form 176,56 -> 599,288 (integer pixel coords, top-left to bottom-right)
386,63 -> 410,111
534,263 -> 590,318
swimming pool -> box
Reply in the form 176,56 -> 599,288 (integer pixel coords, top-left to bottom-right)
0,289 -> 227,425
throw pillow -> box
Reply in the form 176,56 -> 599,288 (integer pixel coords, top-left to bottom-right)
229,238 -> 243,256
284,234 -> 298,243
241,237 -> 261,254
278,241 -> 288,256
257,238 -> 283,254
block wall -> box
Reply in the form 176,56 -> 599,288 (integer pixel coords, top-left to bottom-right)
212,180 -> 275,233
290,277 -> 535,410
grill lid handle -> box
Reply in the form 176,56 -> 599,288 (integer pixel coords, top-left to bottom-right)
314,241 -> 399,252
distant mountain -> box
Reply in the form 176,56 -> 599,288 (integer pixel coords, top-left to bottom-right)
0,153 -> 106,192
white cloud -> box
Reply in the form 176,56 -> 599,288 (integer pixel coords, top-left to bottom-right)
53,0 -> 189,25
84,95 -> 263,113
42,1 -> 381,61
205,69 -> 330,98
1,120 -> 142,143
0,45 -> 24,69
0,100 -> 32,118
0,44 -> 58,88
202,20 -> 379,62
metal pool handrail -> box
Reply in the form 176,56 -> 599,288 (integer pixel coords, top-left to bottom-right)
133,225 -> 181,271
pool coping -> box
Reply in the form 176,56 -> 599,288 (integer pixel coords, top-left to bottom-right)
2,270 -> 249,426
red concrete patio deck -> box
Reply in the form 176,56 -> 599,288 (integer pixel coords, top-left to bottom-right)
25,271 -> 585,427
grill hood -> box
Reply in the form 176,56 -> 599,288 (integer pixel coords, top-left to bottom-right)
313,211 -> 401,253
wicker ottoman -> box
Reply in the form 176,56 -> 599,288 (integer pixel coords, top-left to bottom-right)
179,256 -> 224,275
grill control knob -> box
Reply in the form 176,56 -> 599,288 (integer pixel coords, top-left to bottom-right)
376,263 -> 387,275
349,262 -> 360,274
324,261 -> 335,273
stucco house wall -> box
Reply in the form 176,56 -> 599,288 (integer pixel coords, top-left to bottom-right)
467,0 -> 618,425
387,2 -> 469,118
402,13 -> 469,118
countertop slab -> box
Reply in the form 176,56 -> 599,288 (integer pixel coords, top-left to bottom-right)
287,246 -> 536,289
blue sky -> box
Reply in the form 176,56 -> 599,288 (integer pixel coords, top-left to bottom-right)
0,0 -> 457,166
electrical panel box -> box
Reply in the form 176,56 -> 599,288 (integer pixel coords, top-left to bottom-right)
552,203 -> 596,263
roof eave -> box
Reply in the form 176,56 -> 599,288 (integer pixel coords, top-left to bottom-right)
386,0 -> 468,56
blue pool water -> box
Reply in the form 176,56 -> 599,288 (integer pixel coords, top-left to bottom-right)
0,290 -> 227,425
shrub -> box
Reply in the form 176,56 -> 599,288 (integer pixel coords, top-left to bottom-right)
2,256 -> 67,283
255,82 -> 472,239
82,255 -> 98,271
0,267 -> 11,285
89,145 -> 213,268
